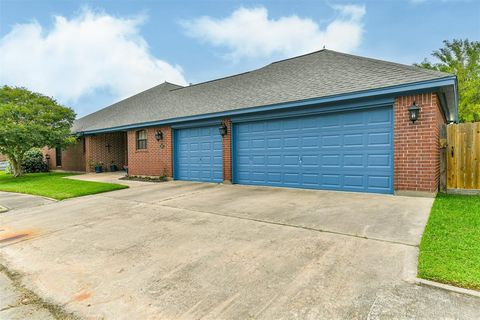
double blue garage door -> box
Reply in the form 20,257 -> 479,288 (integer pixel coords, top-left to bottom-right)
175,106 -> 394,194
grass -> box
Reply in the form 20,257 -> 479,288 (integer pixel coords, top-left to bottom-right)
0,171 -> 128,200
418,193 -> 480,290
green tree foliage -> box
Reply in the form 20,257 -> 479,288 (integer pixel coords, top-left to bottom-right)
0,86 -> 76,176
415,39 -> 480,122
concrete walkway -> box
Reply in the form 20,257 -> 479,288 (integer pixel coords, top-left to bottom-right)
1,177 -> 479,319
0,192 -> 55,212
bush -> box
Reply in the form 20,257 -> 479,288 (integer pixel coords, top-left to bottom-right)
21,148 -> 48,173
4,161 -> 12,174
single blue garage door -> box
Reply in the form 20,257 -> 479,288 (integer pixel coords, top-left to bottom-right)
233,106 -> 393,194
174,125 -> 223,183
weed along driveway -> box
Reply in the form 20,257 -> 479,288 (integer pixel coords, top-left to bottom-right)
1,180 -> 479,319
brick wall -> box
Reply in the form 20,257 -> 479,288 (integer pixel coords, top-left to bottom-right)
222,118 -> 232,182
43,138 -> 86,172
0,154 -> 7,161
394,93 -> 446,193
85,132 -> 126,172
127,126 -> 173,177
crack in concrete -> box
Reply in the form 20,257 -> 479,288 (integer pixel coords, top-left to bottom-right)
0,264 -> 81,319
98,184 -> 221,205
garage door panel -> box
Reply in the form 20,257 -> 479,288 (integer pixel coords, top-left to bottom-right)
368,176 -> 391,190
322,174 -> 341,187
302,173 -> 319,185
343,154 -> 364,167
368,108 -> 392,125
233,106 -> 393,193
367,154 -> 391,168
320,117 -> 341,129
343,112 -> 365,127
268,172 -> 282,182
175,125 -> 223,183
267,138 -> 282,149
368,132 -> 391,146
344,175 -> 364,188
343,133 -> 364,147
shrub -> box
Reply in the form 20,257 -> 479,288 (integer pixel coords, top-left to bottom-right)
21,148 -> 49,173
4,161 -> 12,174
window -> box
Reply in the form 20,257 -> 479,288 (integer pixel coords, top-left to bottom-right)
136,130 -> 147,150
55,147 -> 62,167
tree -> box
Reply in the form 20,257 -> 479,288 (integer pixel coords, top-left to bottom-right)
0,86 -> 76,177
414,39 -> 480,122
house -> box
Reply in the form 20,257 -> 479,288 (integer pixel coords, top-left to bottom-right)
45,50 -> 458,196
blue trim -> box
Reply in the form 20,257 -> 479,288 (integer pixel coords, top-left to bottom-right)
79,77 -> 456,135
438,93 -> 449,120
390,106 -> 395,192
173,129 -> 178,180
231,122 -> 237,183
171,119 -> 222,129
231,97 -> 393,123
453,77 -> 459,123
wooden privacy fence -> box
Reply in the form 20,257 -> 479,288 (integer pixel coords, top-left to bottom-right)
441,122 -> 480,192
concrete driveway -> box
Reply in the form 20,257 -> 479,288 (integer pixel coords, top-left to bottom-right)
1,175 -> 479,319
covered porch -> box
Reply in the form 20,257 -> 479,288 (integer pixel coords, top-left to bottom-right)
84,131 -> 128,173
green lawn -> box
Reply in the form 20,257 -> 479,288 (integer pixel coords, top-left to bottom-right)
0,171 -> 128,200
418,193 -> 480,290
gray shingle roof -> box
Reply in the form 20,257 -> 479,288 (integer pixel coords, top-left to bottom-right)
73,49 -> 452,133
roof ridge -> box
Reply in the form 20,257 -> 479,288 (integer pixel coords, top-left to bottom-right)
75,81 -> 183,122
162,81 -> 185,87
171,70 -> 254,91
269,48 -> 327,65
323,49 -> 453,77
171,49 -> 331,91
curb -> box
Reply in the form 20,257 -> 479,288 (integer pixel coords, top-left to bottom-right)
415,278 -> 480,298
0,205 -> 8,213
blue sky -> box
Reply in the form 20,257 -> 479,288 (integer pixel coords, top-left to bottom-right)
1,0 -> 479,117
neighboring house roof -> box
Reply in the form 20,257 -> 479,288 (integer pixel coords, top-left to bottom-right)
73,49 -> 456,133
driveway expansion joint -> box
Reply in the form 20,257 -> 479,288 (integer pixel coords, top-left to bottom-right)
158,203 -> 418,248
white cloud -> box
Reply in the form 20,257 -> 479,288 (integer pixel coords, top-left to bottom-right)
181,5 -> 366,60
0,8 -> 187,113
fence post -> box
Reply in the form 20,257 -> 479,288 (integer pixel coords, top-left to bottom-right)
439,124 -> 447,193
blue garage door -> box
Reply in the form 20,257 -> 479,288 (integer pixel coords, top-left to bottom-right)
233,106 -> 393,194
174,126 -> 223,183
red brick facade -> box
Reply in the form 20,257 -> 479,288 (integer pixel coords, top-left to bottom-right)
43,138 -> 86,172
126,126 -> 173,177
85,132 -> 126,173
393,93 -> 446,193
222,118 -> 233,182
54,92 -> 446,194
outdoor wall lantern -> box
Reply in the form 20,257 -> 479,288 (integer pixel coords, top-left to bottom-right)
219,123 -> 228,137
408,102 -> 421,123
155,130 -> 163,141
